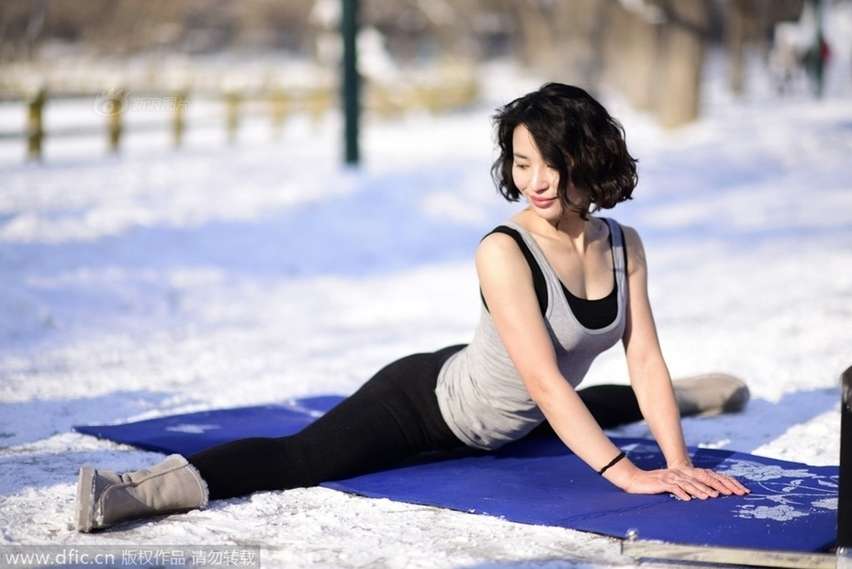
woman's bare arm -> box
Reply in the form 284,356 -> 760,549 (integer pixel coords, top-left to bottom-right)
476,228 -> 748,499
619,224 -> 749,497
476,233 -> 641,485
620,225 -> 690,467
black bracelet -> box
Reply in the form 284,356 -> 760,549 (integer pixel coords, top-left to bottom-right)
598,451 -> 626,475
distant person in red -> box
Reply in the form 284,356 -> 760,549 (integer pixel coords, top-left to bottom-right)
803,31 -> 831,97
75,83 -> 751,533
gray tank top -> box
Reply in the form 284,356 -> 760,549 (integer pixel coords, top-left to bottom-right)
434,217 -> 628,450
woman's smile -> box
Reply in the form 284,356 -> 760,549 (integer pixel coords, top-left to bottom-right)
529,194 -> 556,208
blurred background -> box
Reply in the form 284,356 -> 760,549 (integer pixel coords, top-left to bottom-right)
0,0 -> 849,162
1,2 -> 851,562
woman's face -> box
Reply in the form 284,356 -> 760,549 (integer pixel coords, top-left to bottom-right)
511,124 -> 579,221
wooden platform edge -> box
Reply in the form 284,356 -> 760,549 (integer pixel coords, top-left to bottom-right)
620,539 -> 837,569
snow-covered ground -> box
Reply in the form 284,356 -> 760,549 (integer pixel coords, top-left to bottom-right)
1,53 -> 851,567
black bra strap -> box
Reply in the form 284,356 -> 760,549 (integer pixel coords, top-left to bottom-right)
478,226 -> 548,316
609,218 -> 628,276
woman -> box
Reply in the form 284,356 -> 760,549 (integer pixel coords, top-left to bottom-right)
76,83 -> 750,533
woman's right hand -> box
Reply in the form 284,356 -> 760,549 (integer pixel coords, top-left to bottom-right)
621,466 -> 749,501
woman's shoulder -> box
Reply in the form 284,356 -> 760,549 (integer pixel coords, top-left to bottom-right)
475,222 -> 533,279
477,215 -> 528,251
607,219 -> 645,277
476,229 -> 525,264
603,216 -> 634,238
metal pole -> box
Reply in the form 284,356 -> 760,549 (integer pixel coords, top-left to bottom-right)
341,0 -> 360,165
838,365 -> 852,566
815,0 -> 825,99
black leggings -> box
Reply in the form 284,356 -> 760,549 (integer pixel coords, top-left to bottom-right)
188,344 -> 643,501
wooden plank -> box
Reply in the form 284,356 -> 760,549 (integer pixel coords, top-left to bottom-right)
621,539 -> 836,569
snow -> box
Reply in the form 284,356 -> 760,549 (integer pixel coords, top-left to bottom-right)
1,53 -> 851,567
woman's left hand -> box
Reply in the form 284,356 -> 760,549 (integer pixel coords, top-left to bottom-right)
665,464 -> 750,498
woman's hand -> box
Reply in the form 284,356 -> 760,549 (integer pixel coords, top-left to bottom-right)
622,465 -> 750,501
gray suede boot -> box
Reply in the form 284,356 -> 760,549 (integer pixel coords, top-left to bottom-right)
673,372 -> 750,417
76,454 -> 209,533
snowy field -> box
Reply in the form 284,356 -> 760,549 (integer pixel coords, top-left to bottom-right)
1,53 -> 852,568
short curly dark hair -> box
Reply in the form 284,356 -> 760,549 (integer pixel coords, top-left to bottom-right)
491,83 -> 638,220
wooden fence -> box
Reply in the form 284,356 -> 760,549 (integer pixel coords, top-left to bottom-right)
1,76 -> 478,162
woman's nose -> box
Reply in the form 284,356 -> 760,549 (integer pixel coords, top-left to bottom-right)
530,168 -> 552,190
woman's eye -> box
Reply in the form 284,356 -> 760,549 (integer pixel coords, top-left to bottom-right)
514,164 -> 528,170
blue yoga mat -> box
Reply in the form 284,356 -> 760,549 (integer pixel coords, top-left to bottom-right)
73,395 -> 838,552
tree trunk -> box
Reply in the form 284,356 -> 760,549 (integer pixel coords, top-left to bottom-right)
656,0 -> 708,128
601,1 -> 662,112
726,0 -> 748,96
511,0 -> 559,74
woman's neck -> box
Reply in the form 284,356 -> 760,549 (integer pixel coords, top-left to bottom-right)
522,208 -> 598,254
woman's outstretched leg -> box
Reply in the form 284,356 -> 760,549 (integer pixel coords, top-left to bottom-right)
578,384 -> 644,429
77,344 -> 466,531
186,344 -> 468,500
526,374 -> 749,439
524,385 -> 643,441
75,453 -> 208,533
